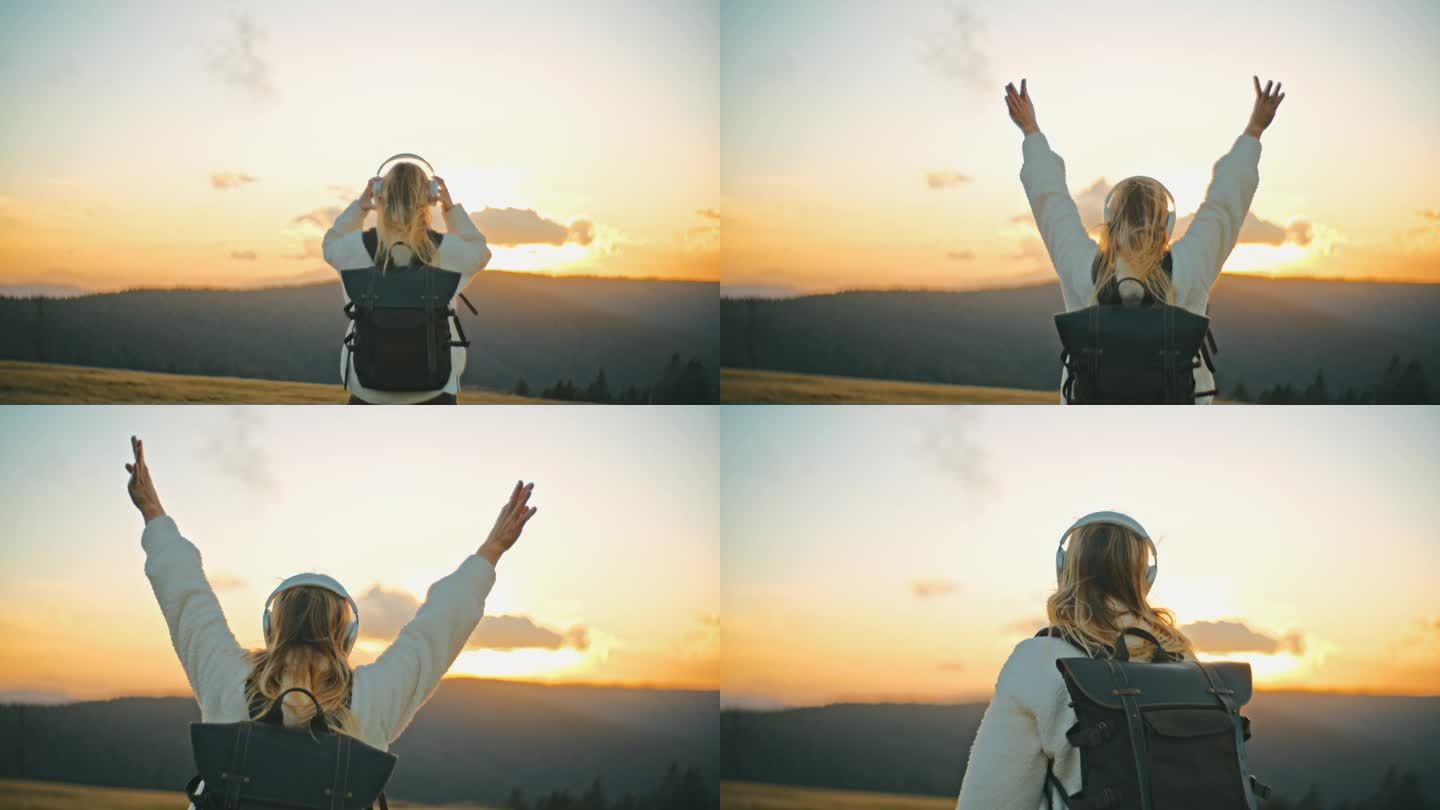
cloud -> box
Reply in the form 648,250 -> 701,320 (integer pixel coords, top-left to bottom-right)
293,207 -> 342,228
920,408 -> 992,491
1417,210 -> 1440,221
1010,213 -> 1032,225
936,660 -> 966,672
205,408 -> 273,494
921,3 -> 992,95
696,208 -> 721,220
355,584 -> 588,651
470,207 -> 595,247
1174,211 -> 1314,246
328,185 -> 359,202
208,16 -> 274,98
1182,620 -> 1305,655
208,574 -> 246,591
912,579 -> 960,598
230,250 -> 257,261
946,250 -> 975,261
210,172 -> 258,190
287,238 -> 322,261
925,171 -> 973,190
686,613 -> 721,643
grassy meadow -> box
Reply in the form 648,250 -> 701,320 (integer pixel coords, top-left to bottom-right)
0,361 -> 549,404
721,781 -> 950,810
720,368 -> 1058,404
0,779 -> 500,810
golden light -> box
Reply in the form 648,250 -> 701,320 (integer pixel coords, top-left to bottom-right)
448,647 -> 591,680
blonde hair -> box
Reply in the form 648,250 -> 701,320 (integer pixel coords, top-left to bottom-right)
1090,177 -> 1175,306
245,585 -> 361,737
375,162 -> 438,269
1046,522 -> 1192,660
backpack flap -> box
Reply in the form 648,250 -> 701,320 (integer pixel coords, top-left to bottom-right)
1056,658 -> 1252,711
340,267 -> 463,310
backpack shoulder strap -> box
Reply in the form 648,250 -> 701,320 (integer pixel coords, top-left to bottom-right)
1034,626 -> 1107,658
362,229 -> 378,262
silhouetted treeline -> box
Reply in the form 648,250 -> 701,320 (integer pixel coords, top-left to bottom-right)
504,763 -> 715,810
0,679 -> 717,805
1265,768 -> 1439,810
517,354 -> 717,403
1231,355 -> 1436,403
719,279 -> 1440,396
0,274 -> 718,398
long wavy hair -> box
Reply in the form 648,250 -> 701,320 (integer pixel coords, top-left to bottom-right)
1046,522 -> 1193,660
1090,177 -> 1175,306
375,162 -> 438,268
245,585 -> 361,737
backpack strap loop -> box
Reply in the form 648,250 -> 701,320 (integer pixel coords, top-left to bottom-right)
1104,658 -> 1153,810
260,687 -> 330,734
1196,661 -> 1259,810
1111,627 -> 1174,663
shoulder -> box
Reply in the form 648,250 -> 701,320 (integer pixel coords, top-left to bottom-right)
994,636 -> 1080,704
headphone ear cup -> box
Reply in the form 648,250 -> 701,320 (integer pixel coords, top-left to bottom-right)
430,179 -> 440,203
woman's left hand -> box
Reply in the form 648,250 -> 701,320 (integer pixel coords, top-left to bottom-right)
359,177 -> 380,211
125,435 -> 166,523
434,176 -> 455,211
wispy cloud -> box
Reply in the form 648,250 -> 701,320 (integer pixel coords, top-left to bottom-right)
471,207 -> 596,247
205,408 -> 273,495
696,208 -> 721,220
1182,619 -> 1305,655
292,207 -> 342,228
1417,209 -> 1440,221
919,408 -> 992,492
912,579 -> 960,598
356,584 -> 589,651
208,574 -> 246,591
207,15 -> 274,98
946,250 -> 974,261
925,171 -> 972,190
210,172 -> 258,191
229,250 -> 257,261
921,2 -> 992,95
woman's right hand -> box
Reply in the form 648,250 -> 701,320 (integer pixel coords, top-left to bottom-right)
358,176 -> 381,211
1245,76 -> 1285,139
1004,79 -> 1039,136
478,481 -> 538,565
125,435 -> 166,523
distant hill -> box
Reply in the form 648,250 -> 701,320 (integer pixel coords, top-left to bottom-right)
720,692 -> 1440,804
0,677 -> 718,806
721,277 -> 1440,397
721,368 -> 1058,404
0,272 -> 718,398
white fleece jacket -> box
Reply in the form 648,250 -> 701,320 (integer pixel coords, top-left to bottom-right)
323,200 -> 493,404
1019,132 -> 1262,404
956,627 -> 1195,810
141,514 -> 496,752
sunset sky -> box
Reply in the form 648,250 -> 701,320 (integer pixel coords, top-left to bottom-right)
0,406 -> 718,701
721,0 -> 1440,295
721,406 -> 1440,708
0,1 -> 719,293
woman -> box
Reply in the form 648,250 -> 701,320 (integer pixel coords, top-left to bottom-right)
323,161 -> 494,404
955,514 -> 1196,809
124,435 -> 537,750
1005,76 -> 1286,403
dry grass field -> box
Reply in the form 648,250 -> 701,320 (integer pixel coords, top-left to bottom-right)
720,368 -> 1058,404
0,361 -> 548,404
0,779 -> 501,810
722,781 -> 951,810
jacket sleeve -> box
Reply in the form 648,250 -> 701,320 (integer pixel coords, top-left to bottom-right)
322,200 -> 373,271
141,516 -> 250,713
437,204 -> 493,275
1019,132 -> 1098,308
1172,135 -> 1262,301
353,554 -> 497,743
956,641 -> 1068,810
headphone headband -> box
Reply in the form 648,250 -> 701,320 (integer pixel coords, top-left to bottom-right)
1103,176 -> 1177,238
262,573 -> 360,653
1056,511 -> 1159,589
372,153 -> 440,204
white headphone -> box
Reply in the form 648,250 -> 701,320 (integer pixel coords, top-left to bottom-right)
1103,176 -> 1176,238
262,573 -> 360,653
1056,511 -> 1159,589
372,153 -> 440,205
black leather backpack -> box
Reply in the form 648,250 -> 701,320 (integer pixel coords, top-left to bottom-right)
339,229 -> 477,392
1037,627 -> 1270,810
1054,256 -> 1219,404
186,687 -> 396,810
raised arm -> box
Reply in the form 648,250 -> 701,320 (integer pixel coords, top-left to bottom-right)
354,481 -> 538,743
128,437 -> 248,714
1007,80 -> 1098,308
433,177 -> 493,274
321,179 -> 377,271
1173,77 -> 1281,299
